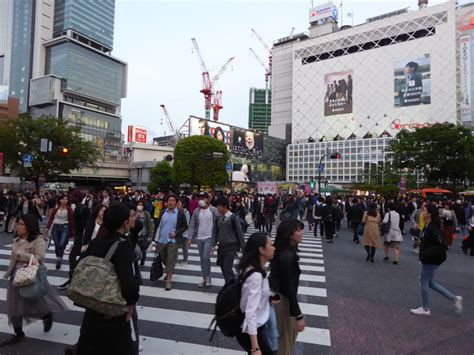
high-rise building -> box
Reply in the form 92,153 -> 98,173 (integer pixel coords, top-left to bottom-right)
248,87 -> 271,134
0,0 -> 13,88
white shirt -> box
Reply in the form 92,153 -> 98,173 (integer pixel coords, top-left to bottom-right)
240,270 -> 271,335
91,222 -> 101,241
197,208 -> 213,240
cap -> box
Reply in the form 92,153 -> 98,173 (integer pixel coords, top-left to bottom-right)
198,192 -> 209,198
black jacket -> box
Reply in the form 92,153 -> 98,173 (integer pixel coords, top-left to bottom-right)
348,204 -> 364,224
82,231 -> 140,306
419,223 -> 447,265
269,247 -> 302,317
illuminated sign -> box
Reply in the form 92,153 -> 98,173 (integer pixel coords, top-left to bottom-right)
127,125 -> 148,144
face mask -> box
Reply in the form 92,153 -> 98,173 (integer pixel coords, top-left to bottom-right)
199,200 -> 207,208
137,206 -> 144,212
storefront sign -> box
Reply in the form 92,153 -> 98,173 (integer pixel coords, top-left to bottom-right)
460,35 -> 472,122
389,119 -> 438,130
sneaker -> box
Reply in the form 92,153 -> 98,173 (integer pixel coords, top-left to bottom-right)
178,261 -> 187,266
43,312 -> 53,332
55,260 -> 61,270
454,296 -> 463,314
57,280 -> 70,291
410,307 -> 430,316
197,279 -> 206,288
205,276 -> 212,287
413,248 -> 419,254
139,345 -> 144,352
0,333 -> 25,347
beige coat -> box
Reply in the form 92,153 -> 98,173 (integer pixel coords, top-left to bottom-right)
4,237 -> 46,279
362,212 -> 381,248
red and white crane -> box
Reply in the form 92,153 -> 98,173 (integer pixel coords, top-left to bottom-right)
191,38 -> 234,121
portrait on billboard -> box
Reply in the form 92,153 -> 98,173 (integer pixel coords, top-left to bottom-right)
394,55 -> 431,107
324,70 -> 353,116
232,163 -> 251,182
189,117 -> 232,150
231,128 -> 263,156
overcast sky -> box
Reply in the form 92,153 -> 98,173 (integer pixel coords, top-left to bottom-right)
113,0 -> 460,139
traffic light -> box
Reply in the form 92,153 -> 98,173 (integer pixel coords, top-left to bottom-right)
59,146 -> 70,156
324,179 -> 329,187
329,152 -> 341,159
309,179 -> 316,189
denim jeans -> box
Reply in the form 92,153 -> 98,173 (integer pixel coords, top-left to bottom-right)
420,264 -> 455,310
52,223 -> 70,258
196,238 -> 212,278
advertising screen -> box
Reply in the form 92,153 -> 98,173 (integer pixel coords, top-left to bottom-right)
394,54 -> 431,107
231,128 -> 263,156
324,70 -> 353,116
257,181 -> 277,194
189,117 -> 232,150
232,163 -> 251,182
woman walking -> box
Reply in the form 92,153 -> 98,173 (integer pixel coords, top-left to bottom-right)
269,219 -> 305,355
236,233 -> 276,355
135,201 -> 154,266
439,202 -> 458,247
410,204 -> 463,316
45,194 -> 75,270
361,202 -> 381,263
382,203 -> 403,264
2,214 -> 67,347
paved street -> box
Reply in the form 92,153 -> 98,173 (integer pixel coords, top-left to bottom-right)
0,220 -> 472,354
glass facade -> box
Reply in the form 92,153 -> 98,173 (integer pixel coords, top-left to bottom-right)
9,0 -> 34,112
248,88 -> 272,134
54,0 -> 115,48
60,103 -> 122,157
46,41 -> 125,105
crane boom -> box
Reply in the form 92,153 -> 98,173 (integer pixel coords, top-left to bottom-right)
191,38 -> 208,73
249,48 -> 268,71
211,57 -> 235,87
160,104 -> 176,134
251,28 -> 271,53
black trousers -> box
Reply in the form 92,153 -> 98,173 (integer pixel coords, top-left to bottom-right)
69,243 -> 82,279
351,223 -> 360,242
313,219 -> 324,237
236,326 -> 273,355
217,244 -> 239,284
324,222 -> 336,240
3,212 -> 14,232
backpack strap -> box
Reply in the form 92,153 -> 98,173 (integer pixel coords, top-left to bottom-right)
239,268 -> 260,285
104,237 -> 124,262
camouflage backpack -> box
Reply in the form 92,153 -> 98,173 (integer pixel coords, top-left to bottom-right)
67,238 -> 128,317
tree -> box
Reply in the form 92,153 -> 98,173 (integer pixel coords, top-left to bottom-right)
0,114 -> 99,186
173,135 -> 230,189
390,123 -> 474,189
148,160 -> 175,193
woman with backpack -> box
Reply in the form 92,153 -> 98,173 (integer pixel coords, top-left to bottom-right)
269,219 -> 305,355
410,204 -> 463,316
236,233 -> 276,355
2,214 -> 67,347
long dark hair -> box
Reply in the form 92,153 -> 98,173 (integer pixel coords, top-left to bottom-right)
18,214 -> 40,242
426,204 -> 441,230
367,202 -> 377,217
237,233 -> 268,276
89,204 -> 106,222
274,219 -> 304,250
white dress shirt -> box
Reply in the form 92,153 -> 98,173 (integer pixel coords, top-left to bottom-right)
240,269 -> 271,335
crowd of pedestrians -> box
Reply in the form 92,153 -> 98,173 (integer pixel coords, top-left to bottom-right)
0,187 -> 472,354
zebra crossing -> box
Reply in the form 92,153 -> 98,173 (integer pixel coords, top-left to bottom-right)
0,224 -> 331,354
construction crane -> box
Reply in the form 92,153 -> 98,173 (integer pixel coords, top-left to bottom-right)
160,104 -> 181,143
251,29 -> 272,87
212,90 -> 223,121
191,38 -> 234,121
249,48 -> 270,92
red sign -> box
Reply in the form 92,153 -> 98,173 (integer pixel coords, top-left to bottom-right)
0,152 -> 3,176
127,126 -> 148,144
390,119 -> 439,130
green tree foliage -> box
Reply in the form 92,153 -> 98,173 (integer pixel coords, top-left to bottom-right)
173,136 -> 230,189
0,114 -> 98,183
390,123 -> 474,189
148,160 -> 175,193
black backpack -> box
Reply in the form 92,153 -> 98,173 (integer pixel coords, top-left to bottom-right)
208,269 -> 258,341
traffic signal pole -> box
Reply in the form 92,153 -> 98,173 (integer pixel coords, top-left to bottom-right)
318,154 -> 327,193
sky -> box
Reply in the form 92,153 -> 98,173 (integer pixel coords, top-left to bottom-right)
113,0 -> 461,139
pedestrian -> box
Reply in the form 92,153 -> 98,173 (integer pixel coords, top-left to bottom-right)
177,198 -> 191,265
2,214 -> 68,347
76,203 -> 140,355
153,194 -> 188,291
410,204 -> 463,316
382,203 -> 403,264
439,202 -> 457,247
236,233 -> 276,355
233,198 -> 249,234
135,200 -> 154,266
322,197 -> 339,243
3,191 -> 19,233
44,194 -> 75,270
312,197 -> 325,238
461,223 -> 474,256
15,192 -> 42,222
269,219 -> 306,355
361,202 -> 381,263
212,197 -> 246,284
348,198 -> 364,244
264,195 -> 276,234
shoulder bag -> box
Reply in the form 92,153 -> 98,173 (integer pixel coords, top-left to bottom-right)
381,212 -> 391,234
13,255 -> 39,287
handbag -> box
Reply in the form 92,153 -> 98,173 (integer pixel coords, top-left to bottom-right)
357,223 -> 365,236
13,255 -> 39,287
19,265 -> 48,300
381,212 -> 392,234
137,235 -> 151,250
245,213 -> 253,225
150,252 -> 164,282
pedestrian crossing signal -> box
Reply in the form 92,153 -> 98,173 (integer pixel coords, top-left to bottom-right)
310,179 -> 316,189
329,152 -> 341,159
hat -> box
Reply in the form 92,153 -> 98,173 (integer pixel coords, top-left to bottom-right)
198,192 -> 209,198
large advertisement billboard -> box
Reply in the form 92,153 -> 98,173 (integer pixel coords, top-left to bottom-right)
231,128 -> 263,156
189,117 -> 232,150
324,70 -> 353,116
127,125 -> 148,144
232,163 -> 251,182
460,35 -> 472,122
394,55 -> 431,107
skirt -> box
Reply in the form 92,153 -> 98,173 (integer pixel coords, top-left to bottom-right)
274,296 -> 298,355
6,269 -> 69,327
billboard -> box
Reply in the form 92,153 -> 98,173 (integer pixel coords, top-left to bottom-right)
232,163 -> 251,182
394,55 -> 431,107
309,1 -> 338,23
189,117 -> 232,150
231,128 -> 263,156
460,35 -> 472,122
257,181 -> 277,194
324,70 -> 353,116
127,126 -> 148,143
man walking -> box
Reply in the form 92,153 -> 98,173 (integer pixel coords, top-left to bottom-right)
154,195 -> 188,291
348,198 -> 364,244
186,192 -> 219,287
212,197 -> 245,284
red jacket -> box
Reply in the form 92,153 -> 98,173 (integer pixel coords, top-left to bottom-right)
46,206 -> 76,238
